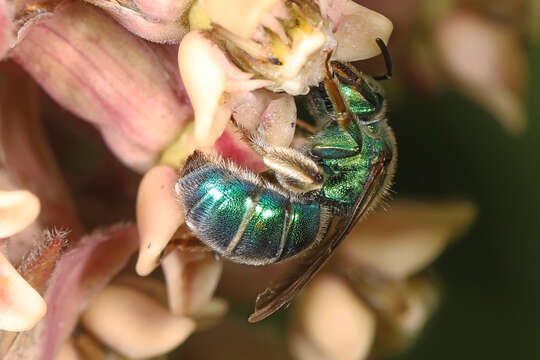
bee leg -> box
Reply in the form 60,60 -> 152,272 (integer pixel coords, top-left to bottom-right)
249,135 -> 325,194
295,118 -> 317,136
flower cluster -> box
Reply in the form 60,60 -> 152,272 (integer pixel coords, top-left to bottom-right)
0,0 -> 503,358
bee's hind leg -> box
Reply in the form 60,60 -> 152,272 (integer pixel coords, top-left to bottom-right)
245,130 -> 325,194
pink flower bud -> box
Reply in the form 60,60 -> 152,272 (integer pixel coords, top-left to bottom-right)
83,0 -> 189,43
11,2 -> 193,172
435,11 -> 527,133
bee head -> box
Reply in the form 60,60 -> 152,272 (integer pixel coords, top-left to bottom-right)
330,61 -> 386,125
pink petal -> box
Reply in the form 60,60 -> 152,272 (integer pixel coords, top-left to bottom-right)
162,250 -> 222,316
83,0 -> 188,43
323,0 -> 393,61
17,229 -> 66,295
0,0 -> 10,58
0,63 -> 83,239
211,127 -> 266,173
0,253 -> 46,332
435,11 -> 527,133
11,1 -> 193,172
134,0 -> 192,23
0,224 -> 139,360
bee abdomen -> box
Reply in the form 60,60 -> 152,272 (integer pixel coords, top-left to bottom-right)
177,155 -> 324,265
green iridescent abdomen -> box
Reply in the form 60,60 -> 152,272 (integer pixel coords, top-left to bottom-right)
177,155 -> 324,265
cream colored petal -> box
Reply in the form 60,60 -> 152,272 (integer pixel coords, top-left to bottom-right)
398,278 -> 439,336
435,11 -> 526,133
134,0 -> 194,22
81,285 -> 196,359
194,297 -> 228,330
340,200 -> 476,279
136,166 -> 184,276
372,277 -> 439,357
294,274 -> 375,360
230,89 -> 296,147
0,253 -> 46,331
73,333 -> 107,360
113,275 -> 168,306
0,190 -> 40,238
83,0 -> 189,43
290,329 -> 327,360
162,250 -> 222,316
260,93 -> 296,147
203,0 -> 280,39
330,1 -> 393,62
178,31 -> 271,148
55,338 -> 81,360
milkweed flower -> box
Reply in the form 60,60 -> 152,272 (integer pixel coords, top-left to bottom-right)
0,0 -> 481,359
290,200 -> 476,360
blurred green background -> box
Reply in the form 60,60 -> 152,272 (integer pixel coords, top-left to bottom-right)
387,43 -> 540,360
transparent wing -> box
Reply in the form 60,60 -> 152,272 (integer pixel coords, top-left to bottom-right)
248,159 -> 389,322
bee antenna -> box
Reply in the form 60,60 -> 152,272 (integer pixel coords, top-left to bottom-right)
373,38 -> 392,81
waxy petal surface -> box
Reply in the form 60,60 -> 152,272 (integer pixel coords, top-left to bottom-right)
178,31 -> 271,148
162,250 -> 222,316
340,200 -> 476,279
292,274 -> 375,360
0,64 -> 83,239
12,1 -> 192,172
0,190 -> 40,238
81,285 -> 195,359
435,11 -> 527,133
0,253 -> 46,331
1,224 -> 138,360
134,0 -> 193,23
136,165 -> 184,276
203,0 -> 280,39
325,0 -> 393,61
83,0 -> 189,43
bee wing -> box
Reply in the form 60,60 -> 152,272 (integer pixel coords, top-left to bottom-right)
248,159 -> 389,323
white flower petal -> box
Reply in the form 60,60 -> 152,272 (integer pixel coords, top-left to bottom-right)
0,253 -> 46,331
55,338 -> 81,360
203,0 -> 281,39
331,1 -> 393,62
294,274 -> 375,360
435,11 -> 526,133
81,285 -> 195,359
0,190 -> 40,238
136,166 -> 184,276
341,200 -> 476,279
178,31 -> 271,148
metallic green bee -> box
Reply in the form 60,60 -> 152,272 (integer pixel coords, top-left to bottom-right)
176,39 -> 396,322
